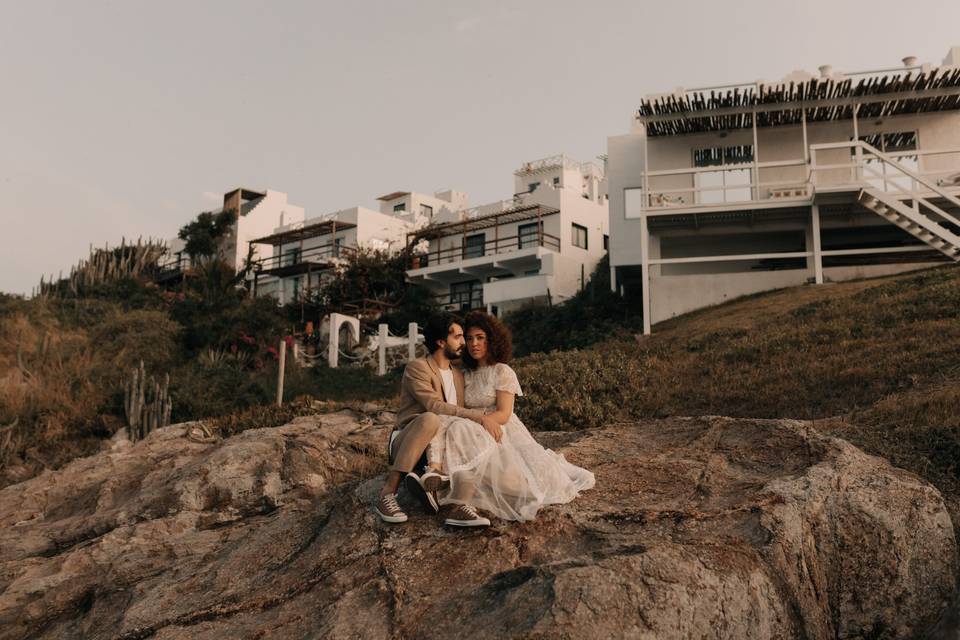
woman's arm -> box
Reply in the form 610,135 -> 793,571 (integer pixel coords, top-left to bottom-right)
488,390 -> 515,426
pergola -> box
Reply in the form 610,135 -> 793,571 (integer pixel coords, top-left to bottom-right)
248,218 -> 358,296
638,66 -> 960,136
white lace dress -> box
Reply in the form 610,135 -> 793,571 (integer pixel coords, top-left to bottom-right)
431,363 -> 595,522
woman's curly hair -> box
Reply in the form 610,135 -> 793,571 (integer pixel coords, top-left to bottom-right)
461,310 -> 513,369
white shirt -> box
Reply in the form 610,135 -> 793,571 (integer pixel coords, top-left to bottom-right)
438,367 -> 457,406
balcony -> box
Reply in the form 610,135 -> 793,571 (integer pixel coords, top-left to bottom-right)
252,243 -> 356,278
631,145 -> 960,218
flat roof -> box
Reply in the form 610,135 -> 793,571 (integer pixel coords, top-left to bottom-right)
376,191 -> 410,201
224,187 -> 267,202
249,219 -> 357,246
638,65 -> 960,136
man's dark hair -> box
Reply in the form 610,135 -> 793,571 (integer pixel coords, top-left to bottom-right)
423,312 -> 463,353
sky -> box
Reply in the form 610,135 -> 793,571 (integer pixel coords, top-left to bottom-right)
2,0 -> 959,295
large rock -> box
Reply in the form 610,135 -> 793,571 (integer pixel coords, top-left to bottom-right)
0,413 -> 955,639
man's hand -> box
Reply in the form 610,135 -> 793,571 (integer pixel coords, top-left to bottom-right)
481,414 -> 502,443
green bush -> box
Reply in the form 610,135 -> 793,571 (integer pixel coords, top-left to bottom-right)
514,346 -> 643,431
505,255 -> 644,356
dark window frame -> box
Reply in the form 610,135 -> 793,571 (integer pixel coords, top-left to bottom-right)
464,233 -> 485,259
518,222 -> 542,249
572,223 -> 588,250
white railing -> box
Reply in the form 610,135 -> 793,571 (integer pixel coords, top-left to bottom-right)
515,153 -> 583,175
641,159 -> 810,208
458,198 -> 522,220
810,143 -> 960,194
810,140 -> 960,227
638,144 -> 960,211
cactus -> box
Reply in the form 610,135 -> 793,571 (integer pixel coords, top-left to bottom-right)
123,360 -> 172,442
35,236 -> 168,299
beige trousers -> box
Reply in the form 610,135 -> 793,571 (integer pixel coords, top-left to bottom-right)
389,412 -> 440,473
389,412 -> 475,502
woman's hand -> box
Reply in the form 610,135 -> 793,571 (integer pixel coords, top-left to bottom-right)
481,414 -> 503,443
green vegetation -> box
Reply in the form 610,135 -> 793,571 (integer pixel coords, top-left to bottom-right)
177,208 -> 237,259
290,247 -> 438,333
504,255 -> 645,356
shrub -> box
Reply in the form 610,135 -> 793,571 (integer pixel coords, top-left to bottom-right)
505,255 -> 644,356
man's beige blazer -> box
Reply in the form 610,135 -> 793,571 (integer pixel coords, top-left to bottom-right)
395,356 -> 485,430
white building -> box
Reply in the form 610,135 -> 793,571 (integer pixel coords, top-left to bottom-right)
250,190 -> 466,304
159,188 -> 305,281
405,154 -> 609,316
607,47 -> 960,334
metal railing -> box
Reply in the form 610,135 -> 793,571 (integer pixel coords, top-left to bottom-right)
408,232 -> 561,269
253,243 -> 356,272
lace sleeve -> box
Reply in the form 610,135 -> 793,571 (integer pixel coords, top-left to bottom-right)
495,363 -> 523,397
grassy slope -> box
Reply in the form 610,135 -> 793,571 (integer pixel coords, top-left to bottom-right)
515,263 -> 960,515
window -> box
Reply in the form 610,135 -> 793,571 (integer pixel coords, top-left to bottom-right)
450,280 -> 483,312
856,131 -> 918,193
693,145 -> 754,204
420,204 -> 433,217
572,223 -> 588,249
283,247 -> 301,267
552,176 -> 560,186
393,202 -> 406,212
603,234 -> 609,251
292,277 -> 301,300
518,222 -> 542,249
464,233 -> 485,259
528,181 -> 541,193
333,237 -> 343,257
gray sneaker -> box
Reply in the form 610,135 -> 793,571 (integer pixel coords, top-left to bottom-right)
443,504 -> 490,528
374,493 -> 408,523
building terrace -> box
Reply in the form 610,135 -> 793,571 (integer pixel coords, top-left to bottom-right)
607,47 -> 960,334
405,202 -> 561,270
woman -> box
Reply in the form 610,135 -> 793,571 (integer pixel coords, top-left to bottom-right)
426,310 -> 595,522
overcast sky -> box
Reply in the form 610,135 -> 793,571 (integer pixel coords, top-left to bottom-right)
2,0 -> 958,295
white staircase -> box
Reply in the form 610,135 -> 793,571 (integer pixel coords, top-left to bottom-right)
852,142 -> 960,262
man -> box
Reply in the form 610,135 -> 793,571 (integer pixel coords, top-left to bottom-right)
374,313 -> 500,527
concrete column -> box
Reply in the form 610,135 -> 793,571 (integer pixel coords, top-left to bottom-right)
641,215 -> 652,335
408,322 -> 418,362
327,315 -> 339,368
811,205 -> 824,284
610,265 -> 617,293
378,324 -> 388,376
648,233 -> 662,277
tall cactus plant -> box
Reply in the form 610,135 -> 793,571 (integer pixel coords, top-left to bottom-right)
35,236 -> 168,298
124,360 -> 172,442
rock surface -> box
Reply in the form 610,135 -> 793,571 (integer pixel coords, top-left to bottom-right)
0,411 -> 956,639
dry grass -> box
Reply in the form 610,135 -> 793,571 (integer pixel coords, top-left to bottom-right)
0,298 -> 181,483
515,264 -> 960,508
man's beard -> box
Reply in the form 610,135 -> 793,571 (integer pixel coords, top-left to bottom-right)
443,344 -> 462,360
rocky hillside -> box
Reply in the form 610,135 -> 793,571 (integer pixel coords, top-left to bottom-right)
1,406 -> 955,639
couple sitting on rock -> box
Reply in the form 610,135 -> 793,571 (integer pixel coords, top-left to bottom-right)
375,310 -> 595,527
